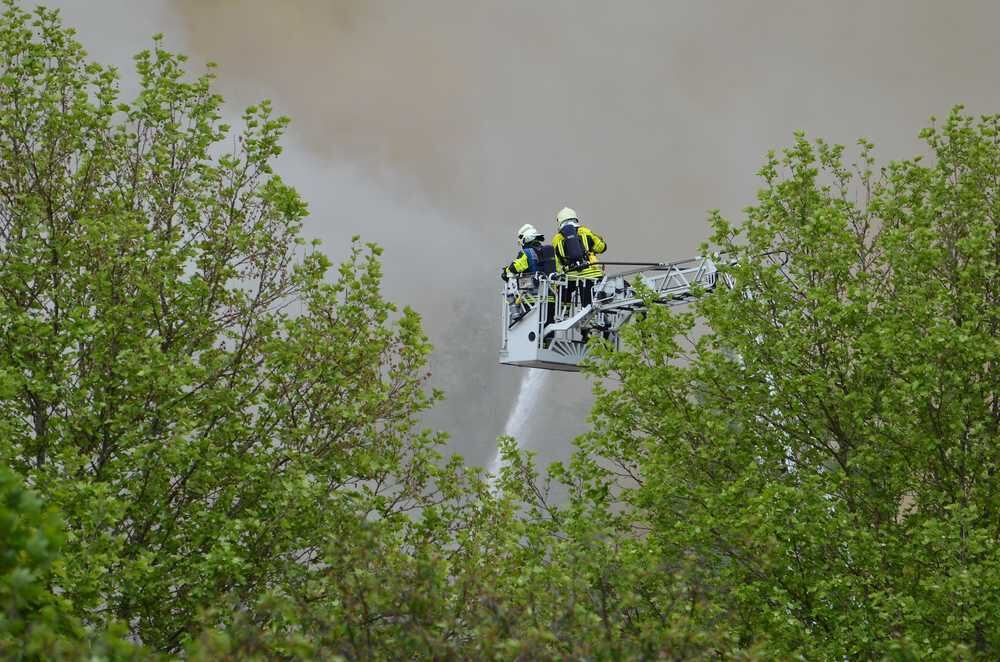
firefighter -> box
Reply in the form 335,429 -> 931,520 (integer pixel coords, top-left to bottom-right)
501,223 -> 558,325
552,207 -> 606,307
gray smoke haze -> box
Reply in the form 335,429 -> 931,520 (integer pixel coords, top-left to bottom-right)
42,0 -> 1000,467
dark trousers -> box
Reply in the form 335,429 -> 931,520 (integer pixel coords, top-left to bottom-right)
562,278 -> 596,308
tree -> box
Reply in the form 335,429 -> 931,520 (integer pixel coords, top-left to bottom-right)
0,1 -> 448,652
580,108 -> 1000,657
0,466 -> 143,660
4,1 -> 998,657
184,442 -> 741,660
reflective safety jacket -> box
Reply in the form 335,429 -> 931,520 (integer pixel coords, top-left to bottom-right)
503,241 -> 557,279
553,223 -> 606,280
504,241 -> 557,303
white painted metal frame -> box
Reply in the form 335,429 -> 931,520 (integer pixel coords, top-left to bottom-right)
499,257 -> 733,371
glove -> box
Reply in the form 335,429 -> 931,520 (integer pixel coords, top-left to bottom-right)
500,268 -> 509,282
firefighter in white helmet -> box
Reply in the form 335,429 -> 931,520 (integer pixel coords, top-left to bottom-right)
501,223 -> 558,324
552,207 -> 606,307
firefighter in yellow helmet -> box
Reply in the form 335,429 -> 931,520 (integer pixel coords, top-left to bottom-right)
501,223 -> 558,324
552,207 -> 606,307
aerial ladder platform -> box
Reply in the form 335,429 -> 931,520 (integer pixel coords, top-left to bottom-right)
499,256 -> 735,371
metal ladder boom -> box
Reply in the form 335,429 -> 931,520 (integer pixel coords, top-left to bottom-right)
499,255 -> 730,371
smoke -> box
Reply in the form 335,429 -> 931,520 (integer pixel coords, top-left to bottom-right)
39,0 -> 181,65
40,0 -> 1000,467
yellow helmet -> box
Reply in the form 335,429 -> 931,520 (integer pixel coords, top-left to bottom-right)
555,206 -> 578,228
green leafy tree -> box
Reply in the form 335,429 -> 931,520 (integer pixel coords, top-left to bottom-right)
580,108 -> 1000,657
185,445 -> 741,660
1,464 -> 81,659
0,466 -> 142,660
0,1 -> 447,652
4,1 -> 999,658
184,108 -> 999,659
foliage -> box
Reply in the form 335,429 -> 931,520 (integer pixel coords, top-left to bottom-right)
0,1 -> 447,653
0,466 -> 143,660
581,108 -> 1000,657
2,1 -> 999,658
187,446 -> 742,660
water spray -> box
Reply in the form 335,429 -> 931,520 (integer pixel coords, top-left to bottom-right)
490,368 -> 548,477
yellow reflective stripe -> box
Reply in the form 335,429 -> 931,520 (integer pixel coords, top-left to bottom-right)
568,267 -> 603,280
581,227 -> 606,254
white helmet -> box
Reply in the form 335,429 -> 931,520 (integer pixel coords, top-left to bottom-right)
555,206 -> 578,228
517,223 -> 542,246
